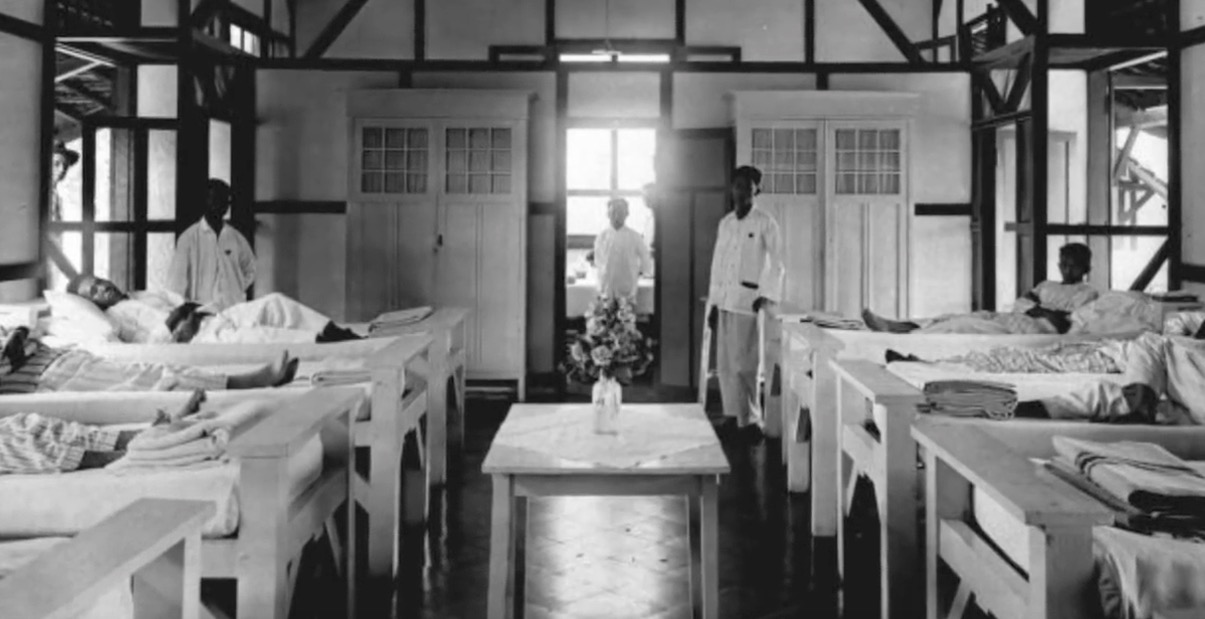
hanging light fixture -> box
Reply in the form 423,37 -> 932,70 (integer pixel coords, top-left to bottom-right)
592,0 -> 619,59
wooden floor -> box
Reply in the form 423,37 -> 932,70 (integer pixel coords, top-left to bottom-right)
385,390 -> 868,619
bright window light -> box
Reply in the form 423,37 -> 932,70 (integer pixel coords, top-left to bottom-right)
617,54 -> 670,63
567,129 -> 612,190
559,53 -> 612,63
229,24 -> 243,48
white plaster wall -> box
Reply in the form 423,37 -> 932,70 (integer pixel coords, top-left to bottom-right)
1049,69 -> 1087,223
0,32 -> 41,301
0,1 -> 41,22
327,0 -> 415,59
411,72 -> 555,202
557,0 -> 674,39
136,66 -> 177,118
1182,45 -> 1205,265
1186,0 -> 1205,29
255,214 -> 347,320
428,0 -> 543,59
255,69 -> 397,201
672,73 -> 816,129
912,217 -> 973,316
815,0 -> 906,62
141,0 -> 199,26
567,72 -> 661,119
685,0 -> 804,61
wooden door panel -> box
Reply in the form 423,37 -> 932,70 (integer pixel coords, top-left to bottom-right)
346,202 -> 437,321
438,202 -> 481,369
826,204 -> 864,316
866,203 -> 903,317
477,205 -> 524,375
659,189 -> 693,387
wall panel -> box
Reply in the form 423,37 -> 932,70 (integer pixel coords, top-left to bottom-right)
673,73 -> 816,129
685,0 -> 804,61
429,0 -> 543,59
556,0 -> 674,39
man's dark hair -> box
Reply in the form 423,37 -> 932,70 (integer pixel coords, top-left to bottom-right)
207,178 -> 231,195
732,165 -> 763,186
1059,242 -> 1092,268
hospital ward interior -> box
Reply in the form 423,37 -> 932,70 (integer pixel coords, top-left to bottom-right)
4,0 -> 1205,618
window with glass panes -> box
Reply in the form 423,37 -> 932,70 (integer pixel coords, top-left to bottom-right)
445,127 -> 512,195
359,126 -> 429,194
833,128 -> 902,195
565,127 -> 656,246
46,123 -> 180,293
751,128 -> 818,195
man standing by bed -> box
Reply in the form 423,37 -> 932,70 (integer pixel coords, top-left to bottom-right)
706,166 -> 784,441
168,179 -> 256,312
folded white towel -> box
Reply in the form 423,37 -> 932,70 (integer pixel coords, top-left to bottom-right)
126,399 -> 271,452
369,307 -> 433,331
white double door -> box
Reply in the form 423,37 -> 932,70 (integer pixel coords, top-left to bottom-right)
346,117 -> 527,380
748,119 -> 910,318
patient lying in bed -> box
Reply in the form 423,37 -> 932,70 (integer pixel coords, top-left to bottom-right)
864,243 -> 1100,335
1,327 -> 299,394
896,332 -> 1205,425
0,390 -> 206,474
67,275 -> 361,344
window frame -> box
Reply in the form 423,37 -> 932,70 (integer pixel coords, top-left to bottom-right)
565,120 -> 658,250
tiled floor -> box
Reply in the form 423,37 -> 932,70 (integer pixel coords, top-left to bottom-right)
396,393 -> 843,619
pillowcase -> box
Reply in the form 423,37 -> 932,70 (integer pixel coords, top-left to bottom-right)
43,289 -> 120,341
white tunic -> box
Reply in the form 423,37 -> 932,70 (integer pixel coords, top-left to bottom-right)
593,226 -> 652,299
706,206 -> 784,316
167,218 -> 256,312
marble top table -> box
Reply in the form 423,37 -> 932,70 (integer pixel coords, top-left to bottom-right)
482,403 -> 730,619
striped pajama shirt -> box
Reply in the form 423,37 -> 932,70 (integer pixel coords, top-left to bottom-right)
0,413 -> 119,474
1,342 -> 227,395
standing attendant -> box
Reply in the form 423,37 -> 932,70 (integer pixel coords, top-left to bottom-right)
168,179 -> 256,311
592,197 -> 653,300
706,166 -> 784,441
50,141 -> 80,222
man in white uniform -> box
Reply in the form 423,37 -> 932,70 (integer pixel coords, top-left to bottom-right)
168,179 -> 256,311
706,166 -> 784,440
592,198 -> 653,300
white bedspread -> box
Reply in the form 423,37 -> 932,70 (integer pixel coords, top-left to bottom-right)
0,436 -> 323,538
0,538 -> 130,619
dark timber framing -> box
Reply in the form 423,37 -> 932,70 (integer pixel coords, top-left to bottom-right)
1167,0 -> 1182,288
857,0 -> 925,64
303,0 -> 368,59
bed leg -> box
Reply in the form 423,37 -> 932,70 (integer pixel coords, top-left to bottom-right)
1027,526 -> 1097,619
926,449 -> 972,619
236,458 -> 291,619
879,400 -> 922,619
428,343 -> 449,488
366,367 -> 405,615
811,350 -> 838,538
131,532 -> 201,619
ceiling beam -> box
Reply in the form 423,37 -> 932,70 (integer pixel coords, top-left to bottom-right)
856,0 -> 926,64
304,0 -> 370,59
56,60 -> 104,83
1004,54 -> 1031,111
1113,74 -> 1166,90
995,0 -> 1038,36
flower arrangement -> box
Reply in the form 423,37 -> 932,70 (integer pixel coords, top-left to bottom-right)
563,295 -> 656,385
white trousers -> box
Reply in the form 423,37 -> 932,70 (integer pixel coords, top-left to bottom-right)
716,309 -> 761,427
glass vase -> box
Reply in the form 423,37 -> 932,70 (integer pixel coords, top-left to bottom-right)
592,376 -> 622,435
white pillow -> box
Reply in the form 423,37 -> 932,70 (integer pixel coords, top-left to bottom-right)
43,289 -> 120,341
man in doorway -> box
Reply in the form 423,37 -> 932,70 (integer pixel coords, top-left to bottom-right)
706,165 -> 784,441
50,141 -> 79,222
592,197 -> 653,300
168,179 -> 256,311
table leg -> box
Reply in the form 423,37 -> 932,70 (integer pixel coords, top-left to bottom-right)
428,341 -> 449,487
687,493 -> 702,617
700,477 -> 720,619
513,495 -> 528,619
488,475 -> 516,619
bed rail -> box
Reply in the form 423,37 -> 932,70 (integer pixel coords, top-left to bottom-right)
0,499 -> 213,619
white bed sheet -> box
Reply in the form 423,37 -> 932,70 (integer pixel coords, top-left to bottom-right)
0,537 -> 131,619
0,435 -> 324,538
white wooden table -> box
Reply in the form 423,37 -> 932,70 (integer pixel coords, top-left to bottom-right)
482,403 -> 730,619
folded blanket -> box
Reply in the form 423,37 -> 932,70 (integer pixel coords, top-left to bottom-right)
919,380 -> 1018,420
369,306 -> 433,331
107,399 -> 272,473
1054,437 -> 1205,516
